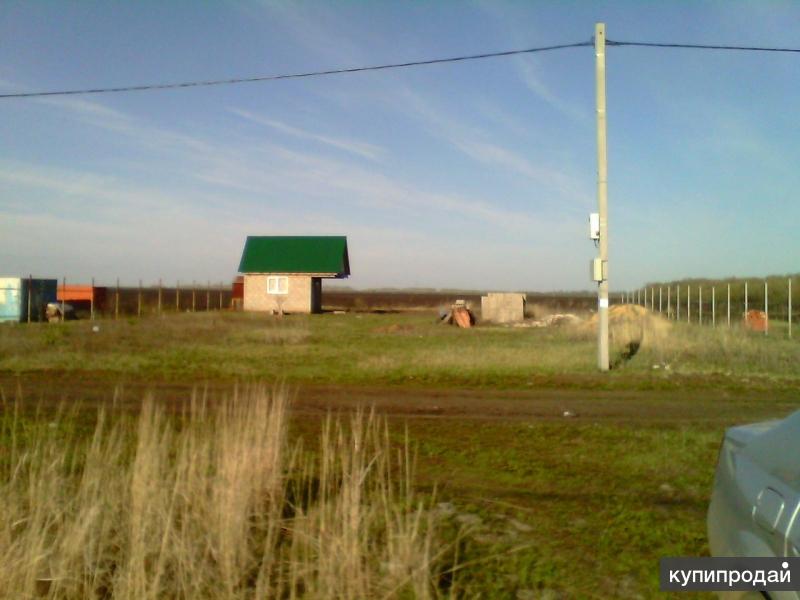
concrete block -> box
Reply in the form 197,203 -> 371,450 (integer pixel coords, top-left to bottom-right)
481,292 -> 526,323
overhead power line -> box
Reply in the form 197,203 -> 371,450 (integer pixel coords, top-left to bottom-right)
607,39 -> 800,53
2,37 -> 799,100
0,41 -> 592,100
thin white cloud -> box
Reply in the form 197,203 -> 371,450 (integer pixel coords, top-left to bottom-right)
515,57 -> 588,123
230,108 -> 384,161
35,94 -> 215,155
396,88 -> 592,208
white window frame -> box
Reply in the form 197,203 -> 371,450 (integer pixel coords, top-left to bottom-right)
267,276 -> 289,295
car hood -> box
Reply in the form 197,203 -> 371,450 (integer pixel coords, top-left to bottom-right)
736,410 -> 800,488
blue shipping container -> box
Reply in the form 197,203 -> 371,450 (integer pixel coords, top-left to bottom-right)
0,278 -> 58,322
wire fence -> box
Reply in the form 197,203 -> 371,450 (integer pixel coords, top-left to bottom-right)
45,277 -> 235,322
620,278 -> 796,338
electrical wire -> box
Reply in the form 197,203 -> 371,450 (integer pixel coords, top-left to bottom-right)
3,37 -> 799,100
0,41 -> 592,100
608,39 -> 800,53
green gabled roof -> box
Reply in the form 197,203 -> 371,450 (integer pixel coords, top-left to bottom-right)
238,236 -> 350,277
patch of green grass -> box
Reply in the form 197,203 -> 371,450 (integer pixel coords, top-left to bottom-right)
1,311 -> 799,391
401,419 -> 723,598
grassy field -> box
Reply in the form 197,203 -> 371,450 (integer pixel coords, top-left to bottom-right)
1,309 -> 799,389
1,309 -> 798,598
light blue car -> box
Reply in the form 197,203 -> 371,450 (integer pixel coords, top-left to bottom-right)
708,410 -> 800,599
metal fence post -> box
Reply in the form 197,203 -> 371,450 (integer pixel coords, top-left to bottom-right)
699,287 -> 703,325
667,287 -> 671,318
677,286 -> 681,320
191,281 -> 196,312
744,281 -> 748,316
61,276 -> 66,321
138,279 -> 142,318
712,286 -> 716,327
687,285 -> 691,323
659,287 -> 662,313
176,280 -> 180,312
115,278 -> 120,320
158,279 -> 162,316
206,281 -> 210,311
789,278 -> 793,339
764,281 -> 768,336
219,283 -> 223,310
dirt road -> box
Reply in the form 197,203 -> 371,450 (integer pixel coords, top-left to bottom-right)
1,371 -> 795,426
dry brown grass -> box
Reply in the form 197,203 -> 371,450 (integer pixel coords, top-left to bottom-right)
0,387 -> 442,599
574,305 -> 672,356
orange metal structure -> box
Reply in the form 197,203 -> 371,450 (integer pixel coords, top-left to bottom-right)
57,285 -> 107,309
744,309 -> 768,332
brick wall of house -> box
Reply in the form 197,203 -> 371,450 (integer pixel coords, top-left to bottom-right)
243,274 -> 312,313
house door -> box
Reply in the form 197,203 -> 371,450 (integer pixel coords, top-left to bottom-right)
311,278 -> 322,313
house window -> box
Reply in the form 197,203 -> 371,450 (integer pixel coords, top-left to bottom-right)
267,276 -> 288,295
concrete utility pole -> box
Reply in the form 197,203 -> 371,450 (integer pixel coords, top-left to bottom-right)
595,23 -> 609,371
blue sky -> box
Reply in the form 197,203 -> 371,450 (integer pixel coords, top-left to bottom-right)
1,1 -> 798,291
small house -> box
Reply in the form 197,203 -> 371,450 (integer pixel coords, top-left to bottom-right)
238,236 -> 350,314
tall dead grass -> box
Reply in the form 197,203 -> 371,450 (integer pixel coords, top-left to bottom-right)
580,305 -> 800,373
0,387 -> 441,599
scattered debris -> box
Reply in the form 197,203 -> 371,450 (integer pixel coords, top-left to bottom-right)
439,300 -> 476,328
511,313 -> 582,328
562,410 -> 576,418
45,302 -> 75,323
92,325 -> 100,333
